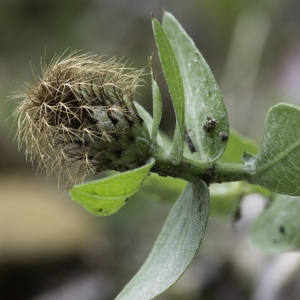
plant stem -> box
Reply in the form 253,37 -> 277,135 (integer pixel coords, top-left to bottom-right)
151,155 -> 251,185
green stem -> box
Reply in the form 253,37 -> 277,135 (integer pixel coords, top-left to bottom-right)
151,154 -> 251,185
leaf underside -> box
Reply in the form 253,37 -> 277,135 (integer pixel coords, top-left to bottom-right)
115,181 -> 210,300
248,103 -> 300,195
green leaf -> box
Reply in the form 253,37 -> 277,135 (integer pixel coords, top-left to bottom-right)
115,181 -> 210,300
152,17 -> 185,165
134,101 -> 153,134
249,194 -> 300,253
218,129 -> 258,164
69,158 -> 155,216
150,70 -> 163,145
134,101 -> 171,152
246,103 -> 300,195
162,12 -> 229,162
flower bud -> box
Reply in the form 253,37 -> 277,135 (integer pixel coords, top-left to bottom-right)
15,52 -> 150,185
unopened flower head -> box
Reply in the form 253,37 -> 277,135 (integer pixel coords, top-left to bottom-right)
14,52 -> 151,185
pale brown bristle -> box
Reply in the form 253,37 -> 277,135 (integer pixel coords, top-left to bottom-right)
13,51 -> 148,186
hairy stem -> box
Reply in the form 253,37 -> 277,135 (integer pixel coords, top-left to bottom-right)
151,155 -> 251,185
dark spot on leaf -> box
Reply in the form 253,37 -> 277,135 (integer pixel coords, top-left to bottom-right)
125,198 -> 129,203
279,225 -> 285,234
219,132 -> 229,142
184,128 -> 196,153
203,117 -> 217,133
98,208 -> 103,212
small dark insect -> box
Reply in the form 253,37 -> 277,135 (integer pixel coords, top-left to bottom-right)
279,225 -> 285,235
184,128 -> 196,153
219,132 -> 229,142
203,117 -> 217,133
202,165 -> 215,184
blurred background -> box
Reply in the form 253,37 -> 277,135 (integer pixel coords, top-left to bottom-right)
1,0 -> 300,299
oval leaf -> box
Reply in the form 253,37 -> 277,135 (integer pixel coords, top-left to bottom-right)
250,194 -> 300,253
162,12 -> 229,162
69,158 -> 155,216
115,181 -> 209,300
247,103 -> 300,195
152,17 -> 185,165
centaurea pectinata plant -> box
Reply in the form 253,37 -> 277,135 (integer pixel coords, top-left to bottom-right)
13,12 -> 300,300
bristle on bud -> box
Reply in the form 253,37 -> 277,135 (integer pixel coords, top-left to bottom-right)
14,52 -> 150,185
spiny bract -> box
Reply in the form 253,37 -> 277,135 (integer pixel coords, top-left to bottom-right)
14,52 -> 150,186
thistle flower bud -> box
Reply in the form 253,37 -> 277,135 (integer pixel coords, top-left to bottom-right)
14,52 -> 150,185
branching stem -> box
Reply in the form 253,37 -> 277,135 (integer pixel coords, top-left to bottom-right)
151,155 -> 251,185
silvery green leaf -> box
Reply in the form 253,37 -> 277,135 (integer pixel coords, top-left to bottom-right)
162,12 -> 229,162
250,194 -> 300,253
247,103 -> 300,195
152,17 -> 185,165
115,181 -> 209,300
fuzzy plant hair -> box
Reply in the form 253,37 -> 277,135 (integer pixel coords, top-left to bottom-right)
14,52 -> 151,186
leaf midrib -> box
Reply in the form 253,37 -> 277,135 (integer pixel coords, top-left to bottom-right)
257,137 -> 300,173
72,189 -> 134,200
